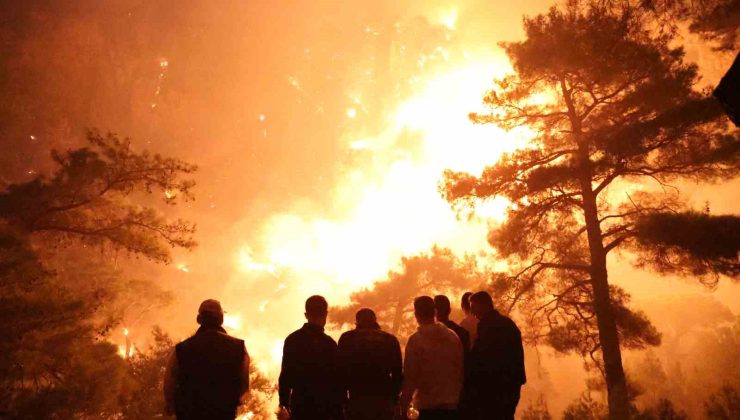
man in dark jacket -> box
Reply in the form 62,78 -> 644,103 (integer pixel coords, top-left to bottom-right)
467,291 -> 525,420
338,308 -> 403,420
164,299 -> 250,420
434,295 -> 470,353
279,295 -> 342,420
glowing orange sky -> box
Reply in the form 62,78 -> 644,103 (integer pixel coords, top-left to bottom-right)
1,1 -> 737,417
74,0 -> 737,391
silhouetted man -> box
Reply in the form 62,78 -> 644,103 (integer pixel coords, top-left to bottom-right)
434,295 -> 470,354
435,295 -> 470,418
467,291 -> 525,420
279,295 -> 342,420
338,308 -> 403,420
459,292 -> 478,350
401,296 -> 463,420
164,299 -> 250,420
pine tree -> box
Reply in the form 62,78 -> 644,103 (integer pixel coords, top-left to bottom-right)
0,132 -> 197,417
441,1 -> 738,417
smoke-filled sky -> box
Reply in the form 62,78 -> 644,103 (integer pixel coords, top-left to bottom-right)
2,0 -> 737,414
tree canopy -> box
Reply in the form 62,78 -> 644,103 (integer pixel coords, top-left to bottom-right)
0,131 -> 197,264
441,1 -> 738,417
0,133 -> 198,418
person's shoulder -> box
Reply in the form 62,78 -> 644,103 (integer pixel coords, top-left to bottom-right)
337,330 -> 356,350
338,329 -> 355,342
454,323 -> 469,339
319,330 -> 338,346
498,312 -> 520,329
493,312 -> 522,336
221,332 -> 245,346
176,330 -> 201,347
506,317 -> 522,335
379,329 -> 400,343
443,324 -> 461,341
461,314 -> 477,325
478,312 -> 499,328
371,329 -> 400,348
446,320 -> 464,331
175,336 -> 191,351
284,327 -> 305,343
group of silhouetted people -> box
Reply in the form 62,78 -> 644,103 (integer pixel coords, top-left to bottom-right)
164,291 -> 525,420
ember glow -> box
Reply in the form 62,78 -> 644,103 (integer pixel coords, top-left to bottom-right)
226,60 -> 532,377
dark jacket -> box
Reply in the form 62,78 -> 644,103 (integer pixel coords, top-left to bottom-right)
441,319 -> 470,358
468,310 -> 526,393
278,323 -> 342,418
174,325 -> 247,420
337,325 -> 403,400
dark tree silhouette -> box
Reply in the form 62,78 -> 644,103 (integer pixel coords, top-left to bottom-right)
634,211 -> 740,279
441,1 -> 738,417
0,134 -> 197,417
0,131 -> 197,263
635,0 -> 739,51
683,0 -> 740,51
0,229 -> 132,418
704,385 -> 740,419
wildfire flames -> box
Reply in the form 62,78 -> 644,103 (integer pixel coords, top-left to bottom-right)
102,9 -> 554,376
106,3 -> 541,390
220,59 -> 535,374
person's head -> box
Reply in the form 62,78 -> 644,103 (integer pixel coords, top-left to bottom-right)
197,299 -> 224,327
461,291 -> 473,314
355,308 -> 380,329
433,295 -> 452,322
305,295 -> 328,327
414,296 -> 436,325
469,291 -> 494,319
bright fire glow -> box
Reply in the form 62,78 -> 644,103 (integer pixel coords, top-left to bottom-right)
245,62 -> 527,288
117,344 -> 136,359
238,248 -> 276,275
223,313 -> 242,331
439,8 -> 459,30
230,59 -> 534,374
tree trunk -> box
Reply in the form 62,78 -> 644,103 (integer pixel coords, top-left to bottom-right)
578,148 -> 631,420
391,301 -> 404,337
564,78 -> 630,418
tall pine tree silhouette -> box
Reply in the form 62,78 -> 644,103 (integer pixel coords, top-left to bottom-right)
442,2 -> 738,417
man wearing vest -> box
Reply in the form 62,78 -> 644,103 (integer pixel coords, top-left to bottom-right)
164,299 -> 250,420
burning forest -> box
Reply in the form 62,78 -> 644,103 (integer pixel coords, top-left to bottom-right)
0,0 -> 738,419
